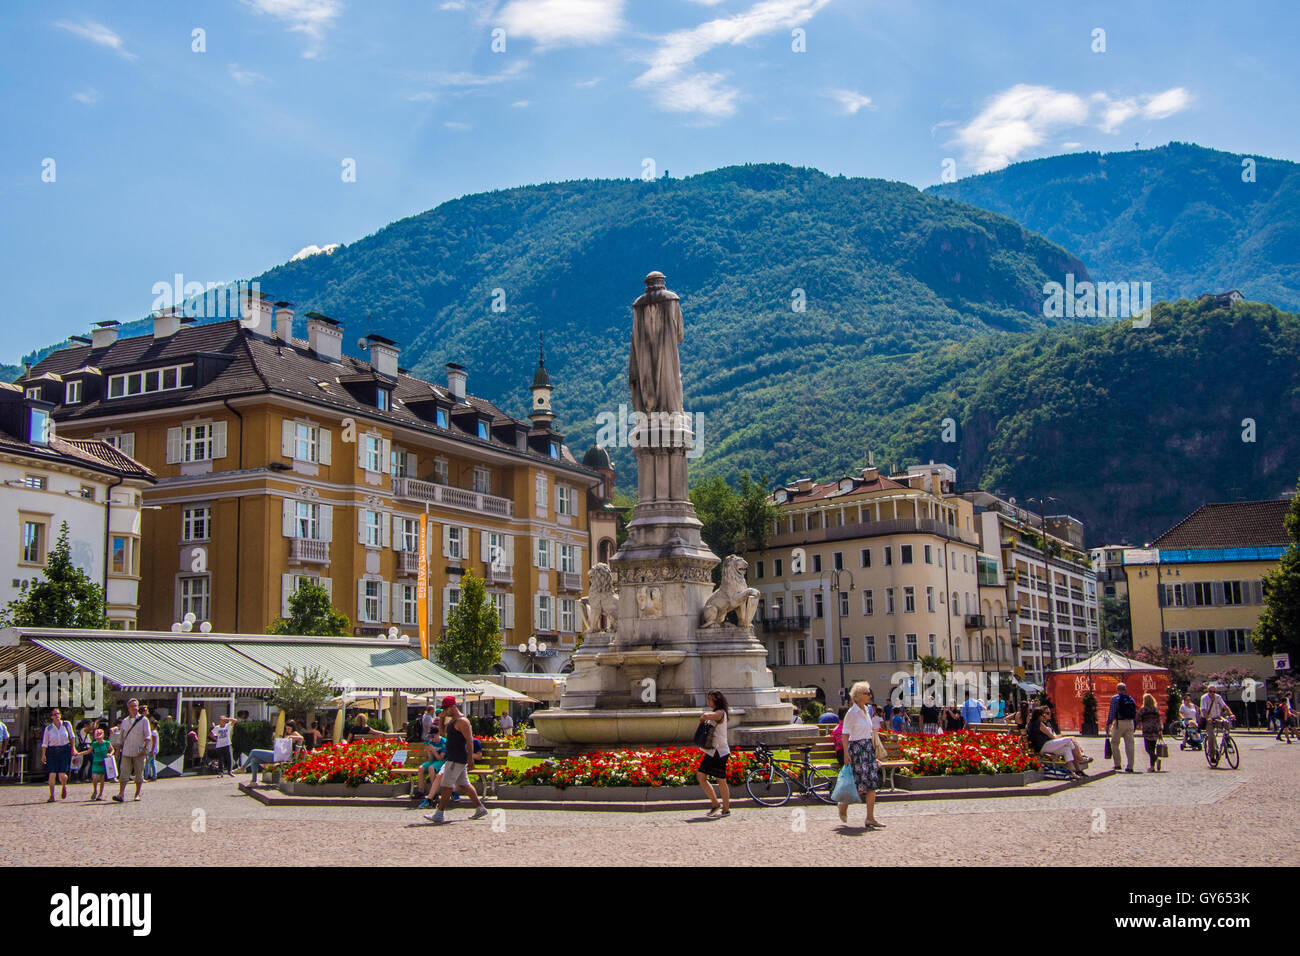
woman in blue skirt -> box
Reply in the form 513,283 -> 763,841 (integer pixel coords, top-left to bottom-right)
41,708 -> 76,802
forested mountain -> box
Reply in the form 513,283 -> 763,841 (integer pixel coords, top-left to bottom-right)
929,142 -> 1300,311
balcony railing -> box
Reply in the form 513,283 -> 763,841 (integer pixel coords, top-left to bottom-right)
392,476 -> 513,517
964,614 -> 985,629
397,550 -> 420,574
762,615 -> 812,632
768,515 -> 979,549
484,565 -> 514,587
290,537 -> 329,565
558,571 -> 583,593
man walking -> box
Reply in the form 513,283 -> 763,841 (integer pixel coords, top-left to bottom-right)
1106,682 -> 1138,773
114,699 -> 151,802
423,697 -> 488,825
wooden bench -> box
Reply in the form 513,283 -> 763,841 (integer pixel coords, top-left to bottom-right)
392,741 -> 510,796
1016,732 -> 1074,779
875,733 -> 917,791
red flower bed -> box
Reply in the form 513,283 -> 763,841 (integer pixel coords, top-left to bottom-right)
282,738 -> 406,787
895,731 -> 1040,776
500,747 -> 757,789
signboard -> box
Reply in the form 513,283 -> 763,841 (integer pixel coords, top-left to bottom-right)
1275,654 -> 1291,671
1123,548 -> 1160,565
417,514 -> 429,658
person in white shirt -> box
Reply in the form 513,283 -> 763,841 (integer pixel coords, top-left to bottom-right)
114,699 -> 152,802
41,708 -> 76,802
498,712 -> 514,736
211,715 -> 237,777
838,681 -> 884,829
1199,685 -> 1232,762
696,691 -> 731,816
1178,698 -> 1198,725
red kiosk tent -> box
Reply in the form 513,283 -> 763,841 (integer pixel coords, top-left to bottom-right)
1045,650 -> 1172,733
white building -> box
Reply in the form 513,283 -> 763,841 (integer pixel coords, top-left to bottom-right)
1,383 -> 155,627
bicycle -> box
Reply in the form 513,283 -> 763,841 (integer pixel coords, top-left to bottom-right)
1204,717 -> 1239,770
744,743 -> 838,807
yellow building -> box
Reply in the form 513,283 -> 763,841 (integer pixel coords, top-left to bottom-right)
23,300 -> 601,672
1125,499 -> 1288,684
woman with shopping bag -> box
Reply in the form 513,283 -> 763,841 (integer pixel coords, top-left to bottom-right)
835,682 -> 885,829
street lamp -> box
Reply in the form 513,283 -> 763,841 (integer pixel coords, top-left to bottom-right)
518,635 -> 548,673
1027,496 -> 1060,671
825,568 -> 855,705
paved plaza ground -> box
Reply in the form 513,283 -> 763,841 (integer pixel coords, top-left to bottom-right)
2,734 -> 1295,867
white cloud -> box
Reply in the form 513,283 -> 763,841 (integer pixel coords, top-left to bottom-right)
408,91 -> 438,102
635,0 -> 831,121
414,60 -> 529,89
240,0 -> 343,58
1061,141 -> 1083,149
574,76 -> 603,88
511,100 -> 531,108
955,83 -> 1192,172
228,62 -> 268,86
72,89 -> 102,106
497,0 -> 624,47
290,243 -> 340,261
54,20 -> 136,60
826,88 -> 873,115
444,121 -> 472,130
440,0 -> 467,8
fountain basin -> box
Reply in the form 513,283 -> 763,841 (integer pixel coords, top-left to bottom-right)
530,708 -> 701,749
592,650 -> 686,668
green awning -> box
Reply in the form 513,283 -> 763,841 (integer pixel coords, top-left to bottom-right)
29,636 -> 280,695
229,642 -> 471,694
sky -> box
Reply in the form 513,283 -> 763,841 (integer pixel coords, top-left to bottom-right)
2,0 -> 1298,359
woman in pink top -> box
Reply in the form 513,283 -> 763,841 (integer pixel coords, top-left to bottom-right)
831,707 -> 847,766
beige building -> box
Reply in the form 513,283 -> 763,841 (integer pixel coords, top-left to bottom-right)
746,462 -> 989,705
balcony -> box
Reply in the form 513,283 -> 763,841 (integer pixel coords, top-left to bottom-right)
558,571 -> 583,593
290,537 -> 329,565
397,550 -> 420,574
392,476 -> 513,517
768,515 -> 979,549
762,615 -> 812,632
484,565 -> 514,587
964,614 -> 985,629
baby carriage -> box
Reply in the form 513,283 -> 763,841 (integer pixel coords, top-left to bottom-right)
1179,719 -> 1203,751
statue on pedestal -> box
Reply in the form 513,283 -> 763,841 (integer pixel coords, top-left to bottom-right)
699,555 -> 761,628
628,271 -> 684,415
579,563 -> 618,633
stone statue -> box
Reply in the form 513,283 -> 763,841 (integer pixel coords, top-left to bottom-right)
579,563 -> 619,632
628,271 -> 684,415
700,555 -> 760,628
636,585 -> 663,619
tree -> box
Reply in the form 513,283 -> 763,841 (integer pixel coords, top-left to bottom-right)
1131,645 -> 1197,692
918,655 -> 952,675
435,569 -> 502,674
269,665 -> 336,726
266,580 -> 350,636
691,472 -> 778,559
1252,481 -> 1300,663
1100,595 -> 1132,650
0,523 -> 107,628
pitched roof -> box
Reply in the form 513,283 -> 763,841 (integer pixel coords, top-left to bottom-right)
773,473 -> 910,504
0,430 -> 155,482
1152,499 -> 1291,549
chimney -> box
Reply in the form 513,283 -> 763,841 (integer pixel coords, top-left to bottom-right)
239,288 -> 274,338
366,333 -> 400,377
273,301 -> 294,342
446,363 -> 467,402
304,312 -> 342,361
91,320 -> 120,349
861,465 -> 878,482
153,306 -> 182,340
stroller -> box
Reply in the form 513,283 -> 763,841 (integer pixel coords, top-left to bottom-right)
1179,718 -> 1203,751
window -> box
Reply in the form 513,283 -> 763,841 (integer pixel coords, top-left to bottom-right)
435,408 -> 449,429
536,595 -> 554,631
928,634 -> 936,656
903,586 -> 915,613
1163,584 -> 1185,607
839,591 -> 849,617
474,468 -> 492,495
377,389 -> 390,412
862,590 -> 874,616
833,551 -> 843,571
952,591 -> 961,615
813,593 -> 824,619
756,561 -> 764,580
391,448 -> 409,478
535,536 -> 551,569
812,554 -> 822,573
954,638 -> 963,660
776,641 -> 787,666
926,587 -> 936,613
1168,631 -> 1190,651
924,544 -> 933,564
108,364 -> 189,399
180,575 -> 210,623
294,423 -> 319,463
25,386 -> 40,400
65,380 -> 82,404
864,636 -> 875,662
361,510 -> 383,548
183,423 -> 214,462
399,584 -> 418,626
887,635 -> 897,661
295,502 -> 320,540
883,546 -> 892,566
556,484 -> 574,515
860,548 -> 871,568
487,591 -> 506,628
905,634 -> 918,661
29,408 -> 50,445
549,441 -> 559,459
447,526 -> 464,561
1197,629 -> 1215,655
840,636 -> 851,663
962,553 -> 969,573
794,594 -> 805,618
901,544 -> 913,564
21,521 -> 45,564
814,639 -> 826,664
1192,582 -> 1214,606
487,532 -> 508,568
362,580 -> 383,622
433,458 -> 449,485
400,518 -> 419,553
559,544 -> 577,573
109,536 -> 137,575
885,588 -> 895,615
363,435 -> 383,473
476,420 -> 489,440
1225,629 -> 1249,653
1222,581 -> 1244,606
774,558 -> 783,577
22,475 -> 46,490
559,598 -> 577,633
796,640 -> 807,665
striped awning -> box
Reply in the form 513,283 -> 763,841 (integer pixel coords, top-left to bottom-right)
228,642 -> 470,695
26,636 -> 280,695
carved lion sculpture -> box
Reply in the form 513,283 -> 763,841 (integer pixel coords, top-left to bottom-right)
700,555 -> 760,628
579,563 -> 618,632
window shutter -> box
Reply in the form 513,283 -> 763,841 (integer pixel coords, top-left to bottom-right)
166,427 -> 182,464
505,535 -> 515,567
282,420 -> 295,457
321,577 -> 333,600
574,545 -> 582,572
381,513 -> 391,548
461,527 -> 470,560
357,580 -> 367,622
481,532 -> 491,563
1212,581 -> 1225,606
357,438 -> 366,469
533,537 -> 542,568
391,583 -> 402,622
281,573 -> 294,618
405,452 -> 416,476
358,511 -> 368,545
391,515 -> 402,551
534,595 -> 542,630
212,421 -> 228,459
320,505 -> 333,543
381,439 -> 391,470
380,583 -> 391,623
318,429 -> 331,465
442,524 -> 452,558
282,499 -> 296,538
120,433 -> 136,458
1251,580 -> 1264,604
442,586 -> 451,626
1214,629 -> 1226,654
504,594 -> 514,629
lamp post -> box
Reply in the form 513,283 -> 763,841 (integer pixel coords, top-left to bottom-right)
1028,496 -> 1060,672
826,568 -> 855,705
518,635 -> 548,674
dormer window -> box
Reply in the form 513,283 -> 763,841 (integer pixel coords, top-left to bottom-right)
376,388 -> 390,412
436,408 -> 448,428
29,407 -> 51,446
65,381 -> 82,404
25,386 -> 41,401
107,363 -> 190,399
476,420 -> 489,441
549,441 -> 559,459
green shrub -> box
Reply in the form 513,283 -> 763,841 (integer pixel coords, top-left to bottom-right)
232,720 -> 274,756
157,719 -> 186,756
800,701 -> 825,724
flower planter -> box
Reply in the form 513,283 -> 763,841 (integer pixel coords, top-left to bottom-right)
895,771 -> 1043,790
495,784 -> 707,802
278,781 -> 409,798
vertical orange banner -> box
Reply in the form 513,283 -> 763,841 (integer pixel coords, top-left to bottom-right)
417,513 -> 429,658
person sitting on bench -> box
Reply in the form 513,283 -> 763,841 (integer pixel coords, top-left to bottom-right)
1026,706 -> 1091,778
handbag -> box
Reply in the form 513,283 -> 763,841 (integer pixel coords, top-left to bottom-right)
272,736 -> 294,762
872,728 -> 888,762
102,754 -> 118,782
1104,737 -> 1112,759
693,720 -> 715,750
1156,741 -> 1169,759
831,764 -> 862,804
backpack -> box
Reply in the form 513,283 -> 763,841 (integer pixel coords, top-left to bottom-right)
1116,694 -> 1137,721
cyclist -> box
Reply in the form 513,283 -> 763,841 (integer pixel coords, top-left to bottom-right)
1199,683 -> 1232,762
